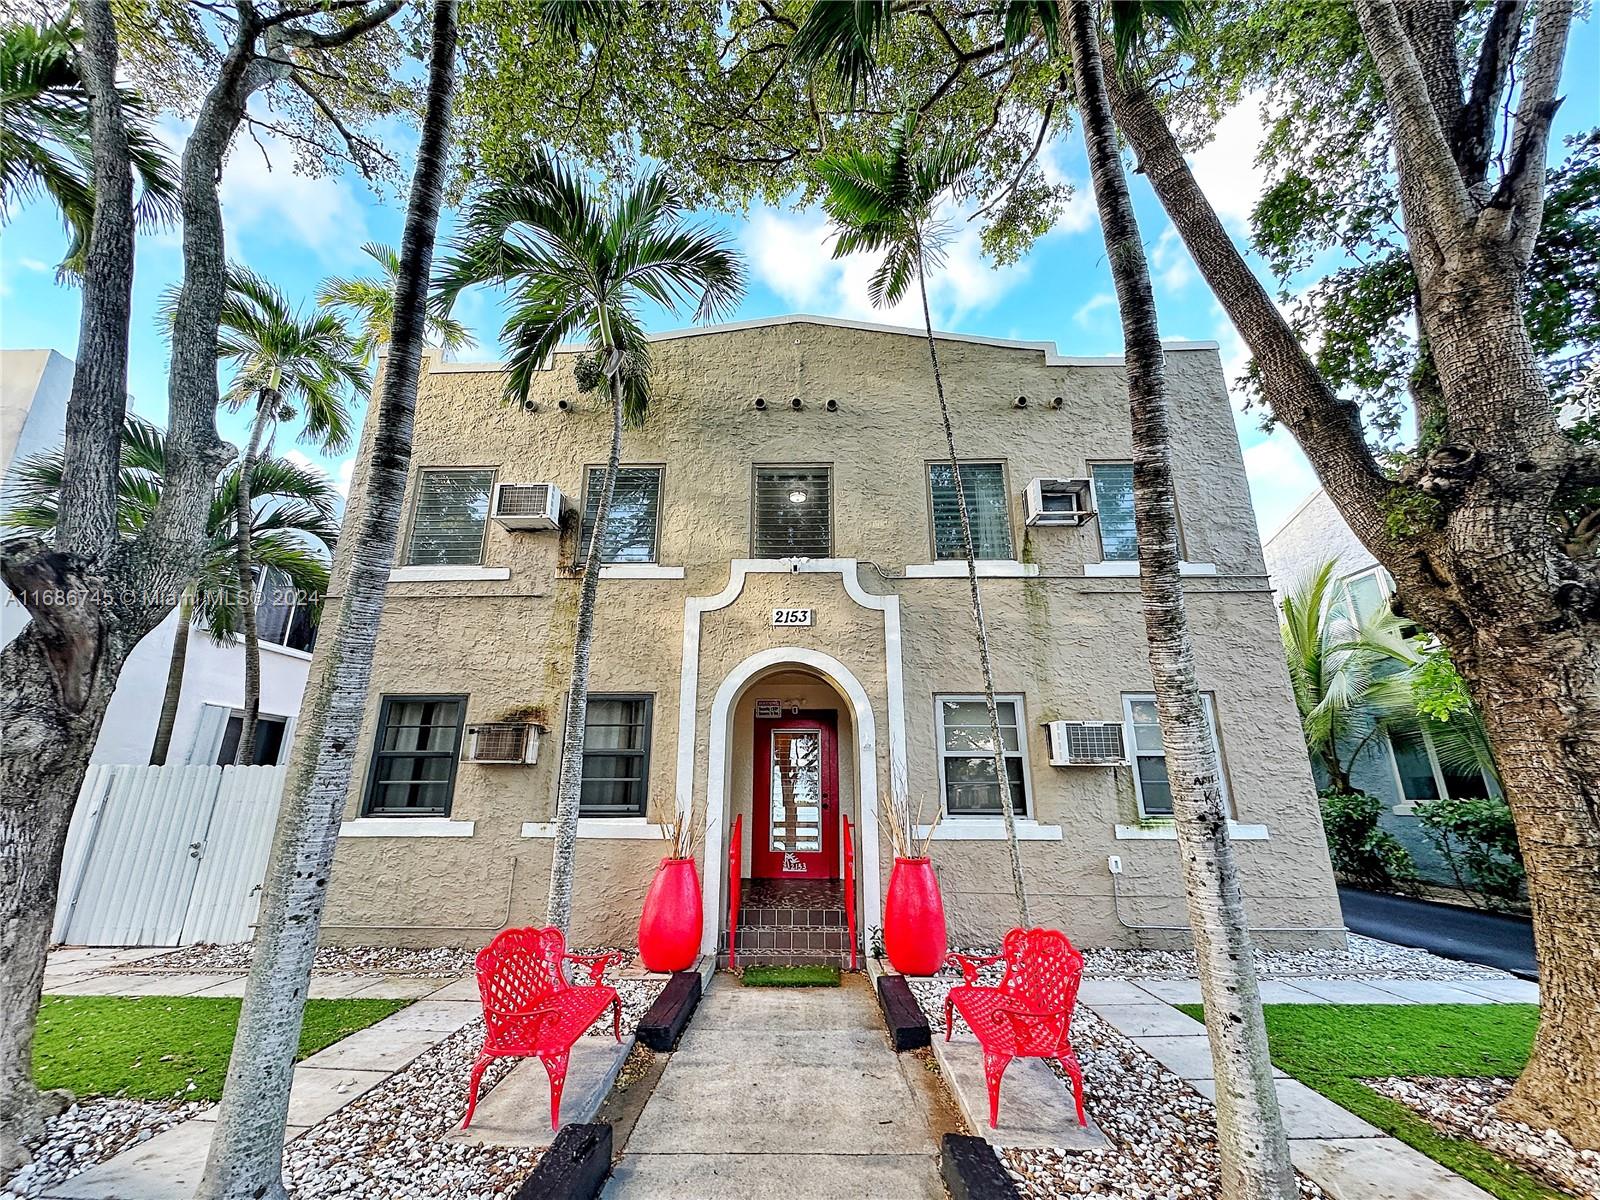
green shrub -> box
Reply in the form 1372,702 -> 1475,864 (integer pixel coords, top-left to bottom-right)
1319,790 -> 1422,895
1416,796 -> 1525,910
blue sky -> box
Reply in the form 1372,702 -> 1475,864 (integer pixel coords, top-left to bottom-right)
3,27 -> 1595,539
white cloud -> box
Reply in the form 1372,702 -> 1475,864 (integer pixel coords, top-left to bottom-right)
1037,139 -> 1098,236
1188,94 -> 1270,233
335,458 -> 354,498
1151,228 -> 1194,293
17,257 -> 49,274
1242,433 -> 1319,540
219,129 -> 370,262
744,210 -> 834,310
1074,292 -> 1116,327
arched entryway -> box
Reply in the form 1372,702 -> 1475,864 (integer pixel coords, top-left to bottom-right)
698,647 -> 882,957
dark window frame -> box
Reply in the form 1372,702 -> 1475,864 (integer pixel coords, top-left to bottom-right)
751,463 -> 834,559
362,693 -> 468,817
217,711 -> 290,766
580,464 -> 666,565
402,467 -> 496,567
578,693 -> 655,818
925,459 -> 1015,561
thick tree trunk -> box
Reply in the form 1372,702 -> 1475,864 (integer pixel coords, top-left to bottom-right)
231,404 -> 272,766
913,254 -> 1029,925
1066,4 -> 1294,1196
547,367 -> 625,934
149,590 -> 195,765
194,6 -> 457,1196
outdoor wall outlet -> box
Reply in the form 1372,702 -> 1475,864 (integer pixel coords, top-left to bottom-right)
1107,854 -> 1123,875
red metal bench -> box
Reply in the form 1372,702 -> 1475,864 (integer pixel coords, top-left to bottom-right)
943,927 -> 1087,1128
461,927 -> 623,1131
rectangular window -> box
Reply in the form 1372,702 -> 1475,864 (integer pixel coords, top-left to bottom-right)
1390,726 -> 1492,805
936,695 -> 1029,816
1342,568 -> 1393,623
929,462 -> 1013,560
1123,694 -> 1227,819
363,695 -> 466,816
579,694 -> 653,817
753,466 -> 832,558
580,466 -> 663,564
254,565 -> 319,653
1091,463 -> 1137,561
405,469 -> 492,566
217,713 -> 288,766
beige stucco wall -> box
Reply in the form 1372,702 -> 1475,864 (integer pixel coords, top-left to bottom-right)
313,318 -> 1340,951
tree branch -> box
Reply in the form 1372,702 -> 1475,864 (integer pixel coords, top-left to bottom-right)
276,0 -> 403,50
1452,0 -> 1525,188
291,73 -> 395,177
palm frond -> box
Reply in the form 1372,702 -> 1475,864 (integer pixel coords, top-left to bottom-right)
791,0 -> 894,99
1108,0 -> 1194,69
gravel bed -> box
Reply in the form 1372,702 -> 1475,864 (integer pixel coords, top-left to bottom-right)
1082,934 -> 1507,981
2,1098 -> 205,1199
908,972 -> 1325,1199
127,943 -> 479,977
1368,1076 -> 1600,1199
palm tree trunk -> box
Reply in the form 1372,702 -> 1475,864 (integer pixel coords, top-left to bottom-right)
914,252 -> 1029,926
149,589 -> 194,765
231,403 -> 271,766
1064,4 -> 1294,1197
194,5 -> 457,1197
547,363 -> 625,934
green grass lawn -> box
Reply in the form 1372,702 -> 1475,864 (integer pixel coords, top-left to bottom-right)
740,964 -> 841,987
1176,1003 -> 1557,1200
35,996 -> 408,1103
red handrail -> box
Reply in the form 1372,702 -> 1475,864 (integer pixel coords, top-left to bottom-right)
728,814 -> 743,970
842,812 -> 857,970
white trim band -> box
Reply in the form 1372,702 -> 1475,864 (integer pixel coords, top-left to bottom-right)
388,565 -> 511,582
914,819 -> 1063,841
598,564 -> 686,580
1114,821 -> 1269,841
339,817 -> 476,838
1083,561 -> 1219,577
520,819 -> 668,840
904,560 -> 1041,579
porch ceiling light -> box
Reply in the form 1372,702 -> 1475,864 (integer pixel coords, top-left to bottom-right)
789,489 -> 808,504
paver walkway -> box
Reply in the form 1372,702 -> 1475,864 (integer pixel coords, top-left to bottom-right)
603,975 -> 947,1200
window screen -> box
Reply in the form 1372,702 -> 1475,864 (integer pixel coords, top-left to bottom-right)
581,466 -> 663,564
405,469 -> 492,566
1092,463 -> 1137,561
580,695 -> 653,817
364,696 -> 466,816
753,466 -> 832,558
938,696 -> 1028,816
929,463 -> 1012,560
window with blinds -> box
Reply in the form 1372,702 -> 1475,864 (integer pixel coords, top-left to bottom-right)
753,466 -> 832,558
580,694 -> 653,817
581,466 -> 663,564
363,695 -> 466,816
405,469 -> 493,566
937,695 -> 1029,816
1091,463 -> 1137,561
929,462 -> 1013,560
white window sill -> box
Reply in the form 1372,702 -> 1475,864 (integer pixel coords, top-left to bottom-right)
389,565 -> 510,583
1114,821 -> 1269,841
1083,561 -> 1218,577
913,819 -> 1063,841
521,819 -> 668,840
597,564 -> 685,579
904,560 -> 1041,579
1392,802 -> 1418,816
340,817 -> 475,838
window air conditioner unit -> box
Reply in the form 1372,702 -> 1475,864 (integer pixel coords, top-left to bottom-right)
1025,477 -> 1094,526
465,722 -> 541,765
491,483 -> 564,530
1046,720 -> 1127,766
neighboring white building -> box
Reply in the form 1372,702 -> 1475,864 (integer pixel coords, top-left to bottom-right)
1,348 -> 320,766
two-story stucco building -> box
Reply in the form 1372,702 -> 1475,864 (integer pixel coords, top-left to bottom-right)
315,316 -> 1342,958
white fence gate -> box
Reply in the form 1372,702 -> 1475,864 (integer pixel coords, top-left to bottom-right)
52,764 -> 286,947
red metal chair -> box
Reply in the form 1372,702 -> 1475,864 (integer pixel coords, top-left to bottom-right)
943,927 -> 1087,1129
461,927 -> 623,1130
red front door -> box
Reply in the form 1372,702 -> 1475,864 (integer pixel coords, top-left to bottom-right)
752,712 -> 839,879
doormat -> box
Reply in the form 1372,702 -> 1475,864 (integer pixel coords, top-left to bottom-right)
740,965 -> 841,987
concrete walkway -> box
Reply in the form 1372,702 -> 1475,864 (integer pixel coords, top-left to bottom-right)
604,976 -> 948,1200
41,947 -> 460,1001
1083,974 -> 1540,1007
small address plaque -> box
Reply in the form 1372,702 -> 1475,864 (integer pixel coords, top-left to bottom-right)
771,607 -> 814,627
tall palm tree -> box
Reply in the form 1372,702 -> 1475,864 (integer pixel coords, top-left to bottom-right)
438,151 -> 744,934
198,11 -> 459,1194
813,112 -> 1031,925
316,241 -> 473,362
163,267 -> 366,764
1,416 -> 338,765
0,15 -> 177,277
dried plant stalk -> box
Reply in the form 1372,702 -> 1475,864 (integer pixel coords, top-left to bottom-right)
652,795 -> 704,860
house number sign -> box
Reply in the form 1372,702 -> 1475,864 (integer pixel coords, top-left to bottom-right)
771,607 -> 814,627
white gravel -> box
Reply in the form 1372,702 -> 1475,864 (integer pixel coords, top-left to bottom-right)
1369,1076 -> 1600,1199
2,1098 -> 205,1200
908,971 -> 1325,1199
1082,934 -> 1507,981
129,943 -> 479,977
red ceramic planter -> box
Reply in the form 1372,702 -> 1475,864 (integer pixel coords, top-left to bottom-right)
883,856 -> 947,976
637,857 -> 702,973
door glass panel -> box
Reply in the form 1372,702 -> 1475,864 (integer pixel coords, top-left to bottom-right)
769,729 -> 822,853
